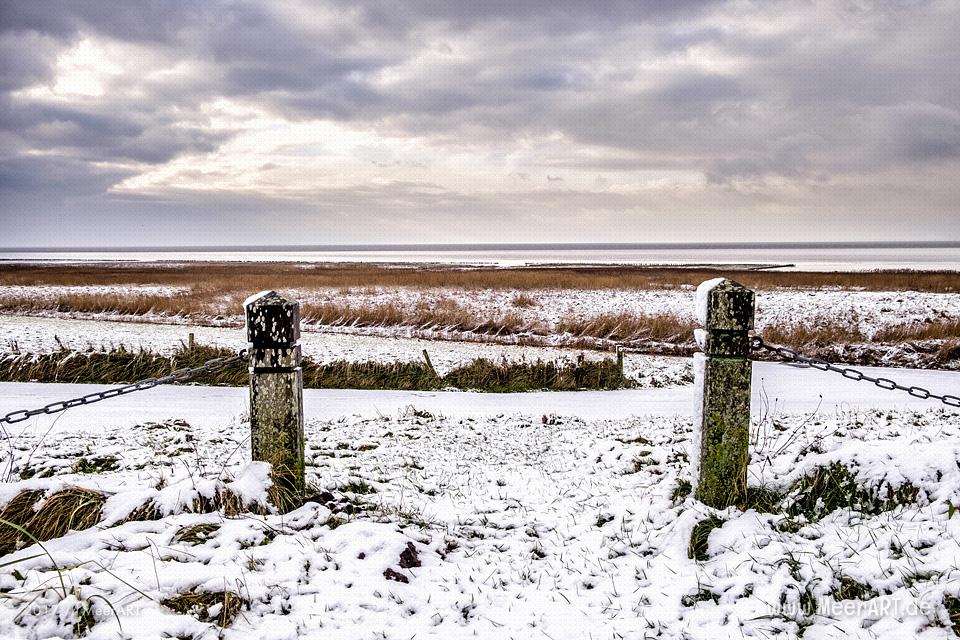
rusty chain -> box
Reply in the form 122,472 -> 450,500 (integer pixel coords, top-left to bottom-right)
749,336 -> 960,408
0,349 -> 248,425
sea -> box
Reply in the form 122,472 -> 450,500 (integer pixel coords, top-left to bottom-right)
1,242 -> 958,271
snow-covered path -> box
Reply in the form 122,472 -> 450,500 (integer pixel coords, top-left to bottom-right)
2,362 -> 957,436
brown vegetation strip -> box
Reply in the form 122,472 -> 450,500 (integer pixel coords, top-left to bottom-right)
0,344 -> 630,392
1,262 -> 957,292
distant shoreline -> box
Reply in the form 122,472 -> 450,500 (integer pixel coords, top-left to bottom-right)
2,241 -> 959,253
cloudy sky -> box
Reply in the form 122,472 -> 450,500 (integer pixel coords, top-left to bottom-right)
1,0 -> 958,247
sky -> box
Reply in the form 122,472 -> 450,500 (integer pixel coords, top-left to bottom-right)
1,0 -> 959,247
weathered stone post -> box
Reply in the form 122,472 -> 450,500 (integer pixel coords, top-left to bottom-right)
245,291 -> 304,510
692,278 -> 755,508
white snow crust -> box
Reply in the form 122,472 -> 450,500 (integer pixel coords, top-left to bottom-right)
1,392 -> 959,639
695,277 -> 726,325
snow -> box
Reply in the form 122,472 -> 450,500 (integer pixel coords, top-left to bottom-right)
695,277 -> 726,325
2,361 -> 955,437
1,387 -> 959,638
691,353 -> 707,487
243,290 -> 275,309
2,281 -> 960,637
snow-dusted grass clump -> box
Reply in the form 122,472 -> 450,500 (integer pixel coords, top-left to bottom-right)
2,405 -> 960,638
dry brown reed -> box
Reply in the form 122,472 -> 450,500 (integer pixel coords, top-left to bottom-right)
0,489 -> 44,554
760,323 -> 868,347
557,312 -> 697,343
27,487 -> 106,542
872,318 -> 960,342
1,262 -> 956,293
511,292 -> 538,307
301,299 -> 530,334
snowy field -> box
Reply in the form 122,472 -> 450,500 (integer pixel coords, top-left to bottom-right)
2,275 -> 960,638
2,367 -> 960,639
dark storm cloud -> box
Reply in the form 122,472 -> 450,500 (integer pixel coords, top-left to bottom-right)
0,154 -> 132,195
0,0 -> 199,41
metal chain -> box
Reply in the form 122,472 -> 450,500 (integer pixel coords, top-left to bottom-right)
749,336 -> 960,408
0,349 -> 248,425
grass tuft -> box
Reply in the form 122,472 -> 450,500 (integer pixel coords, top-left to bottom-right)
172,523 -> 220,545
28,487 -> 105,542
943,595 -> 960,636
72,455 -> 120,474
786,462 -> 920,520
671,479 -> 692,504
161,590 -> 246,627
832,575 -> 878,601
688,515 -> 725,561
0,490 -> 44,554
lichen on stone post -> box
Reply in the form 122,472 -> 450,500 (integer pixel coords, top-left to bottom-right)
692,278 -> 755,508
245,290 -> 304,512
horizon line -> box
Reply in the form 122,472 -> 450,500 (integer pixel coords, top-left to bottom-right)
3,240 -> 960,253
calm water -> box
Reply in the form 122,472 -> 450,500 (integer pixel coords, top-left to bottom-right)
1,243 -> 958,271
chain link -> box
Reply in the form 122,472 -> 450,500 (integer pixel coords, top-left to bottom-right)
0,350 -> 248,425
749,336 -> 960,408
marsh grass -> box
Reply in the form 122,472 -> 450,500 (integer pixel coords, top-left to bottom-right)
301,300 -> 530,335
511,292 -> 538,307
873,318 -> 960,343
1,262 -> 956,292
760,322 -> 867,347
0,463 -> 297,551
0,343 -> 629,392
558,312 -> 696,343
443,357 -> 626,392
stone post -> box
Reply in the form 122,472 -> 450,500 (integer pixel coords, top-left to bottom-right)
245,291 -> 304,510
692,278 -> 755,508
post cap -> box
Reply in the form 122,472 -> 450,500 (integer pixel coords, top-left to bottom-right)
245,290 -> 300,345
696,279 -> 755,330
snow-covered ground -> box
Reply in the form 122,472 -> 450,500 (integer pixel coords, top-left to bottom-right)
1,378 -> 959,639
2,278 -> 959,638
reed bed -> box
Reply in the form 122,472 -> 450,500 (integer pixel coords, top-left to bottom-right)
1,262 -> 957,292
444,357 -> 625,392
300,300 -> 530,335
0,343 -> 630,392
558,312 -> 697,343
